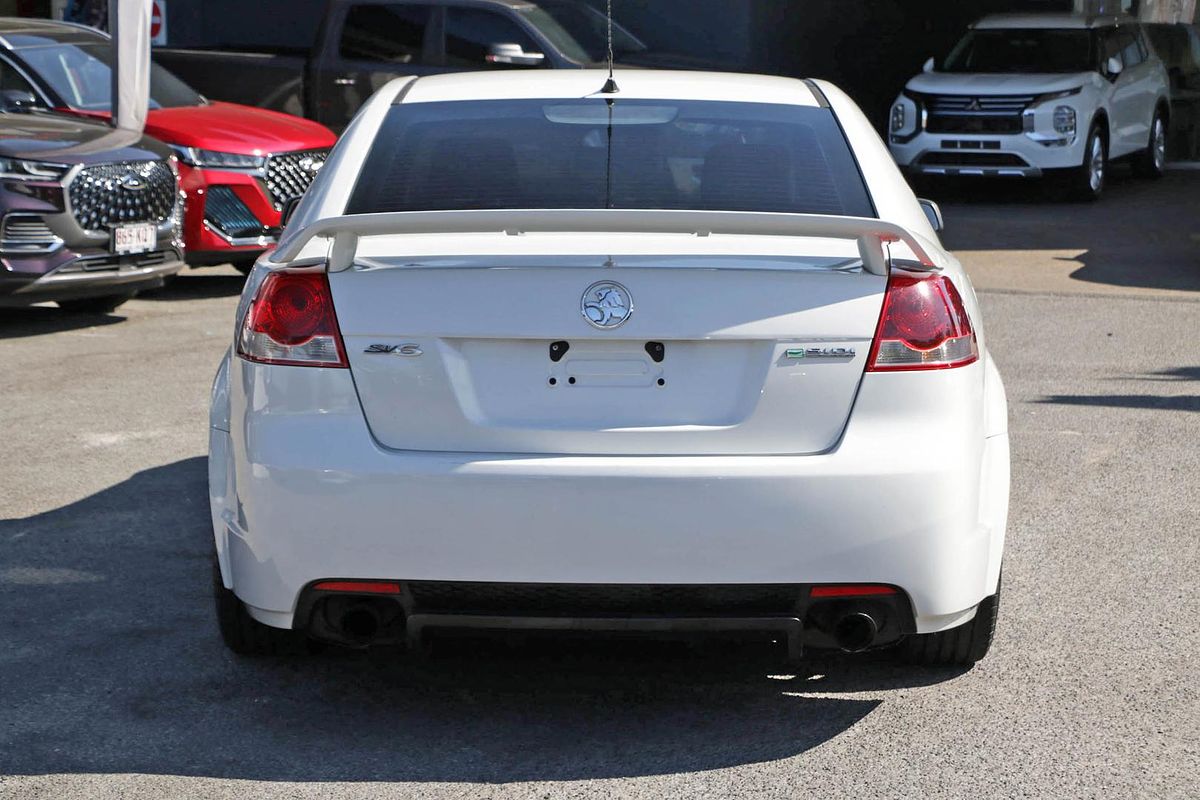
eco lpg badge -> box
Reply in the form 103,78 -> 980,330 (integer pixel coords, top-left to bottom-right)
786,347 -> 857,360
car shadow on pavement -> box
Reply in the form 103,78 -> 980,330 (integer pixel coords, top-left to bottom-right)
0,457 -> 967,783
0,307 -> 126,339
139,271 -> 246,302
1035,366 -> 1199,412
1036,394 -> 1199,412
1142,366 -> 1200,381
934,170 -> 1200,294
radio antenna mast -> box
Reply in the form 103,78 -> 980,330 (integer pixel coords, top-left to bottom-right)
600,0 -> 619,93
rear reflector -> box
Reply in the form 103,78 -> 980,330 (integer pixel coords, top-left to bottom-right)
312,581 -> 402,595
866,271 -> 978,371
810,585 -> 899,598
237,270 -> 348,368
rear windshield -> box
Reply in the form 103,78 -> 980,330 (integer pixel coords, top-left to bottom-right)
943,29 -> 1097,74
345,99 -> 875,217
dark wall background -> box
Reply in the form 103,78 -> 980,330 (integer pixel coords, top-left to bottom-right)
155,0 -> 1076,128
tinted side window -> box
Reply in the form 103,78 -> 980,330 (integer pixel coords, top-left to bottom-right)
1100,28 -> 1123,72
1135,28 -> 1151,61
444,8 -> 539,67
0,58 -> 38,96
1119,30 -> 1144,67
340,4 -> 430,63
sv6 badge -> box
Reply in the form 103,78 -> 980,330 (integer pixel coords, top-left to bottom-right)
364,343 -> 423,356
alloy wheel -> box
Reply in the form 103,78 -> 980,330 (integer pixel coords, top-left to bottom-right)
1088,133 -> 1105,194
1152,118 -> 1166,172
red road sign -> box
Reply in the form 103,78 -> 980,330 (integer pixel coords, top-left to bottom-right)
150,1 -> 164,40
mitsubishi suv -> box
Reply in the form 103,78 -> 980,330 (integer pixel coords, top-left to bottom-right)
889,14 -> 1171,199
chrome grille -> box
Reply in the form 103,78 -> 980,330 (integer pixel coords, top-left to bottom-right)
67,160 -> 177,232
264,149 -> 329,209
925,94 -> 1036,135
0,214 -> 62,252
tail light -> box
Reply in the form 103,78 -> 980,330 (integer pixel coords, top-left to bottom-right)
312,580 -> 401,595
866,271 -> 978,372
237,270 -> 347,368
810,585 -> 899,598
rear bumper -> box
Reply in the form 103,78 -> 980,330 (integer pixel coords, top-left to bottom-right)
210,357 -> 1009,635
294,580 -> 919,656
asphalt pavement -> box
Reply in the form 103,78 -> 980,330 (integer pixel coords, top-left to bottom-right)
1,167 -> 1197,799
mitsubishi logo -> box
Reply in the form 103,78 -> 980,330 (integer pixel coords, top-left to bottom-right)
965,98 -> 983,112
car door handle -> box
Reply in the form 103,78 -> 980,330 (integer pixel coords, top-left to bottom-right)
333,76 -> 356,85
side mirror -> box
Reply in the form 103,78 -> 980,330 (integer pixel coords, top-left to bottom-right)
0,89 -> 38,112
280,196 -> 302,228
918,198 -> 944,232
922,56 -> 935,73
487,43 -> 546,67
1106,55 -> 1124,78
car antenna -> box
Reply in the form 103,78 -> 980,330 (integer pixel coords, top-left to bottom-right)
600,0 -> 619,94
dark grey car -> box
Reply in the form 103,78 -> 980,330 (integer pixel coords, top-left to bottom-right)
0,102 -> 183,312
154,0 -> 734,132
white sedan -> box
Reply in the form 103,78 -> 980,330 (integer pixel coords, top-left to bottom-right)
208,69 -> 1009,666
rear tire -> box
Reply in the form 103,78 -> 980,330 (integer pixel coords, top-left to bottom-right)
896,578 -> 1000,667
230,258 -> 256,276
212,557 -> 308,656
1067,124 -> 1107,201
1132,110 -> 1167,179
56,293 -> 134,314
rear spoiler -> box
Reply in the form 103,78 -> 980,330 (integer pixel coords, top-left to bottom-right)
269,209 -> 938,276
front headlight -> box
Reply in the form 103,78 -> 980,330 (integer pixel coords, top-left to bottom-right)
0,158 -> 70,181
1053,106 -> 1077,136
891,103 -> 906,133
171,146 -> 265,170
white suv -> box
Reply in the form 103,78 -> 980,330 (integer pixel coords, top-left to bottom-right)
889,14 -> 1171,199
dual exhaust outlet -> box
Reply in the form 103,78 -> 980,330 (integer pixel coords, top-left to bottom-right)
338,602 -> 384,644
832,611 -> 880,653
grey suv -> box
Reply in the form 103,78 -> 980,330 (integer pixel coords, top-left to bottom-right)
0,101 -> 183,312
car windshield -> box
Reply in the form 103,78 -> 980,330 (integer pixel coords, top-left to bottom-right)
942,29 -> 1096,74
16,42 -> 203,111
346,99 -> 874,218
520,1 -> 647,63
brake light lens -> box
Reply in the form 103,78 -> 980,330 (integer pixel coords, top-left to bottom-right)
866,271 -> 978,371
312,580 -> 401,595
237,270 -> 347,367
810,585 -> 899,598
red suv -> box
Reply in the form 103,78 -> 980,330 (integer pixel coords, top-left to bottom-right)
0,18 -> 336,272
